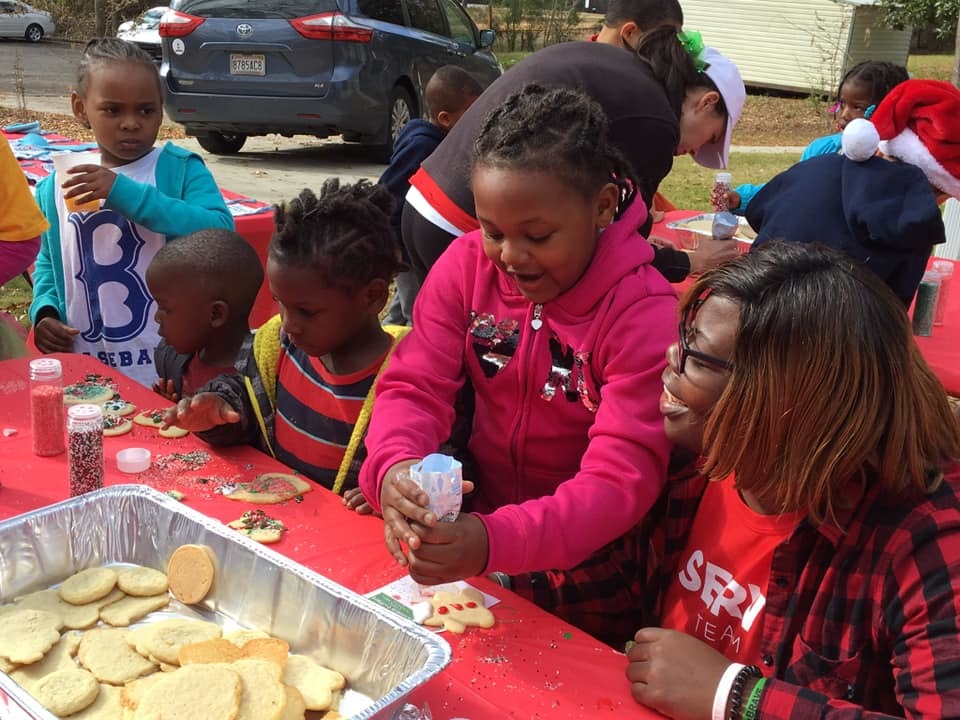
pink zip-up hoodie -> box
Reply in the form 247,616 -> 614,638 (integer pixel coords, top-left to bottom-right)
360,198 -> 676,575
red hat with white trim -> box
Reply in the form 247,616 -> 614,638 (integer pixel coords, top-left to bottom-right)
845,78 -> 960,199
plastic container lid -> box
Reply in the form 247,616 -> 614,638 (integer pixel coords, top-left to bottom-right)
116,447 -> 151,474
29,358 -> 62,381
714,172 -> 732,184
67,403 -> 103,421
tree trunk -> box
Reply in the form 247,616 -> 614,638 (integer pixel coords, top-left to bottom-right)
953,9 -> 960,88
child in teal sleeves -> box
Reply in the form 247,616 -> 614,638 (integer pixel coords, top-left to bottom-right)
29,39 -> 232,387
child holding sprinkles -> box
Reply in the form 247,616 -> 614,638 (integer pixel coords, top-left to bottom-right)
359,85 -> 675,608
163,180 -> 408,515
29,38 -> 232,387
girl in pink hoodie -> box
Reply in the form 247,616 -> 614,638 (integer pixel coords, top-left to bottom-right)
359,84 -> 676,589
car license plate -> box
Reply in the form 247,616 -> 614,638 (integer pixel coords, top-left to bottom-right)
230,54 -> 265,76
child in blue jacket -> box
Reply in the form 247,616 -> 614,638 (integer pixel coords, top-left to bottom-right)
29,39 -> 232,387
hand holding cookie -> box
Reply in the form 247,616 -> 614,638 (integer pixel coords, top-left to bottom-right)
163,393 -> 240,432
407,512 -> 489,585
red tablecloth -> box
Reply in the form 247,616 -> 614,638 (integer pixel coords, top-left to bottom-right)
5,130 -> 279,329
653,210 -> 960,398
0,354 -> 658,720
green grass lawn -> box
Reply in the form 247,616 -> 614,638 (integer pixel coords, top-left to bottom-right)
0,275 -> 32,329
908,53 -> 953,82
658,152 -> 801,212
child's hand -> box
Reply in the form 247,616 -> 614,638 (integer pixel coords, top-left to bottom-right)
722,189 -> 741,210
407,513 -> 489,584
34,317 -> 79,353
162,392 -> 240,432
152,378 -> 179,402
342,487 -> 376,516
688,235 -> 740,275
62,165 -> 117,205
380,459 -> 432,566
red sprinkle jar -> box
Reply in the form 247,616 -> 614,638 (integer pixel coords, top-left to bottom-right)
30,358 -> 65,457
67,404 -> 104,497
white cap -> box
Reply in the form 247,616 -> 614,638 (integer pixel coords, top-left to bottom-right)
117,447 -> 151,474
694,48 -> 746,170
68,403 -> 103,421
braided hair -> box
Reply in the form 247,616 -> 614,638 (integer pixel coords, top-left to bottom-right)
77,38 -> 159,96
472,84 -> 639,217
270,179 -> 404,293
837,60 -> 909,107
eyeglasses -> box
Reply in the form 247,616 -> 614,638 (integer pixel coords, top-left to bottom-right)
677,302 -> 734,374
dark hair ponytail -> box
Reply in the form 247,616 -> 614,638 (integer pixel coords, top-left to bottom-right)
634,24 -> 700,115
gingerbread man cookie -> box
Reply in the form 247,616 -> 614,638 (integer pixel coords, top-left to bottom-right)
423,587 -> 495,633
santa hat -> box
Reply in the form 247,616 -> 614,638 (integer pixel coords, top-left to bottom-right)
841,79 -> 960,199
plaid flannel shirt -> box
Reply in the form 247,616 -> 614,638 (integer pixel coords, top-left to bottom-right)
514,458 -> 960,718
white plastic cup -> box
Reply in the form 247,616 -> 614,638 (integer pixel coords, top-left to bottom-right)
52,150 -> 102,213
931,259 -> 953,327
116,447 -> 151,474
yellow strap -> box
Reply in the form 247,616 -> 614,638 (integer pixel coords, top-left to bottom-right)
252,314 -> 282,409
244,375 -> 276,458
332,325 -> 411,495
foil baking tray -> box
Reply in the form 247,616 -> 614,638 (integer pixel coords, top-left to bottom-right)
0,485 -> 451,720
663,213 -> 756,250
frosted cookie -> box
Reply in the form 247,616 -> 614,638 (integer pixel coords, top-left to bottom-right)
79,628 -> 158,685
282,655 -> 345,712
64,377 -> 115,406
128,618 -> 222,666
232,658 -> 286,720
16,587 -> 122,630
222,473 -> 312,504
99,594 -> 170,627
102,398 -> 137,417
33,667 -> 100,716
133,409 -> 167,428
60,567 -> 119,605
223,629 -> 270,647
67,683 -> 124,720
0,608 -> 63,663
177,638 -> 242,666
424,587 -> 495,634
279,685 -> 306,720
133,663 -> 242,720
227,510 -> 286,543
166,545 -> 217,604
116,566 -> 168,597
9,631 -> 83,691
103,414 -> 134,437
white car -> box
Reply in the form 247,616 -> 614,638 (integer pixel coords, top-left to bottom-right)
0,0 -> 55,42
117,6 -> 167,63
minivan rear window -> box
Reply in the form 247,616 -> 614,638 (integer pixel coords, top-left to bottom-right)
174,0 -> 339,19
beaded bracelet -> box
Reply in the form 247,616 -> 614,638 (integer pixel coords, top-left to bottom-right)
741,678 -> 767,720
727,664 -> 762,720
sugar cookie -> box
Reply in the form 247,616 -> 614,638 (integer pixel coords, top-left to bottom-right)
120,672 -> 168,712
279,685 -> 306,720
33,667 -> 100,716
79,628 -> 158,685
133,410 -> 167,428
64,378 -> 115,406
132,663 -> 242,720
103,414 -> 134,437
424,587 -> 495,633
227,509 -> 286,543
129,618 -> 222,666
66,683 -> 124,720
116,566 -> 168,597
60,567 -> 119,605
166,545 -> 217,604
232,658 -> 286,720
9,631 -> 83,691
99,594 -> 170,627
0,608 -> 63,663
16,587 -> 121,630
282,654 -> 345,712
223,629 -> 270,647
158,425 -> 189,439
177,638 -> 242,666
222,473 -> 312,504
102,398 -> 136,416
239,637 -> 289,667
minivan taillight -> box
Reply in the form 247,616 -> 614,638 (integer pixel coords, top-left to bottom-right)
159,10 -> 205,37
290,12 -> 373,42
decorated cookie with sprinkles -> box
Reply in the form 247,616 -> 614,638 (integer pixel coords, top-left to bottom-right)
222,472 -> 312,504
424,587 -> 495,633
101,398 -> 136,417
102,414 -> 133,437
227,509 -> 286,544
63,375 -> 115,406
133,409 -> 168,428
